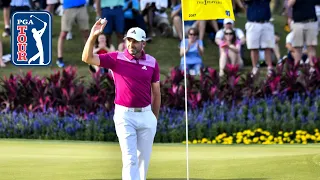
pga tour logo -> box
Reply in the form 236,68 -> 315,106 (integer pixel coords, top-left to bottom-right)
11,11 -> 52,66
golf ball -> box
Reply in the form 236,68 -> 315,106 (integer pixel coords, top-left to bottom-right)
100,18 -> 106,24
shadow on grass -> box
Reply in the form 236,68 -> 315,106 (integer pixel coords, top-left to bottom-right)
87,178 -> 270,180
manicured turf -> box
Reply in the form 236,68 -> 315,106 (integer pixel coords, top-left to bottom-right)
0,140 -> 320,179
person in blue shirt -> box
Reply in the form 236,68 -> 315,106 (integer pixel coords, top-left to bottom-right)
123,0 -> 148,39
179,27 -> 204,75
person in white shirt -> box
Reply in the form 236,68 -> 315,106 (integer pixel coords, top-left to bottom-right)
215,18 -> 245,46
140,0 -> 171,37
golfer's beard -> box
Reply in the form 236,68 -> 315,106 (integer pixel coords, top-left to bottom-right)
131,49 -> 140,55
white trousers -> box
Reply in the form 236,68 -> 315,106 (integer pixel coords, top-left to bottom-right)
113,104 -> 157,180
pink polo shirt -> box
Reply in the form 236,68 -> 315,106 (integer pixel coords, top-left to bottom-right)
98,49 -> 160,108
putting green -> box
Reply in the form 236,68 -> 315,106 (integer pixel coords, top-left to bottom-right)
0,140 -> 319,180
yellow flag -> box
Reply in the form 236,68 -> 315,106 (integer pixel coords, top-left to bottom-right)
182,0 -> 235,21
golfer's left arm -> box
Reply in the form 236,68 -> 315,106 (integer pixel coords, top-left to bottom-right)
151,62 -> 161,120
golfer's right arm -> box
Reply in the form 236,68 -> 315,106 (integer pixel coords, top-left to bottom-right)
82,35 -> 117,69
82,36 -> 100,66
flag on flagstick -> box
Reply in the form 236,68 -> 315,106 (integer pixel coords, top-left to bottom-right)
180,1 -> 235,180
182,0 -> 235,21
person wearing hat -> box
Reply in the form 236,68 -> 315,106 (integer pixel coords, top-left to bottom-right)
82,18 -> 161,180
215,18 -> 245,46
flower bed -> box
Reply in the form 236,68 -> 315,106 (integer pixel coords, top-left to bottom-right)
0,59 -> 320,143
0,91 -> 319,143
184,128 -> 320,145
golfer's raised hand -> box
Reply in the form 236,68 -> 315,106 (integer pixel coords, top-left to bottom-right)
90,18 -> 107,37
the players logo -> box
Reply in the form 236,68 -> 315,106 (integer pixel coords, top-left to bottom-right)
11,11 -> 52,66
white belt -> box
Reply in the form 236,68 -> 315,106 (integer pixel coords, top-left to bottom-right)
115,104 -> 151,112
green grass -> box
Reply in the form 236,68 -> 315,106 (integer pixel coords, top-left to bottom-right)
1,140 -> 320,179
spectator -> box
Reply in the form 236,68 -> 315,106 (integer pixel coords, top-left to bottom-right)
179,27 -> 204,75
96,0 -> 125,46
140,0 -> 157,37
215,18 -> 245,46
316,5 -> 320,30
153,0 -> 172,37
123,0 -> 149,40
2,0 -> 11,37
45,0 -> 58,15
284,31 -> 308,66
10,0 -> 31,16
171,1 -> 206,41
56,0 -> 89,67
244,0 -> 275,77
288,0 -> 318,73
0,39 -> 6,67
283,0 -> 293,31
215,18 -> 245,61
258,33 -> 281,67
90,33 -> 115,73
219,29 -> 243,76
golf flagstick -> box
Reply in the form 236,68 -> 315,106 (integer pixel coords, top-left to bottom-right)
180,1 -> 189,179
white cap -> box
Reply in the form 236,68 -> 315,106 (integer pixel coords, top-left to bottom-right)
224,18 -> 234,25
124,27 -> 146,42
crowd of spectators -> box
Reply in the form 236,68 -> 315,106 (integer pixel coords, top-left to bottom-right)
0,0 -> 319,78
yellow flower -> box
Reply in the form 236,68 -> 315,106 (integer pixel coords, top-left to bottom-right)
236,139 -> 242,144
302,141 -> 307,145
202,138 -> 208,143
283,138 -> 287,141
237,132 -> 243,137
290,140 -> 294,144
301,136 -> 307,141
260,136 -> 266,141
296,134 -> 301,139
278,141 -> 283,145
315,132 -> 319,137
295,139 -> 301,143
182,141 -> 186,144
256,128 -> 262,132
317,136 -> 320,141
212,140 -> 216,144
253,137 -> 259,143
306,134 -> 311,139
284,132 -> 289,137
250,132 -> 255,136
264,131 -> 270,136
273,137 -> 278,143
277,136 -> 282,140
278,131 -> 283,135
268,135 -> 274,141
198,140 -> 201,143
207,141 -> 212,144
296,130 -> 301,135
315,129 -> 319,133
188,141 -> 192,144
193,140 -> 198,144
311,136 -> 316,141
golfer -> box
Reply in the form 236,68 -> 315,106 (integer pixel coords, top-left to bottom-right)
82,18 -> 161,180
